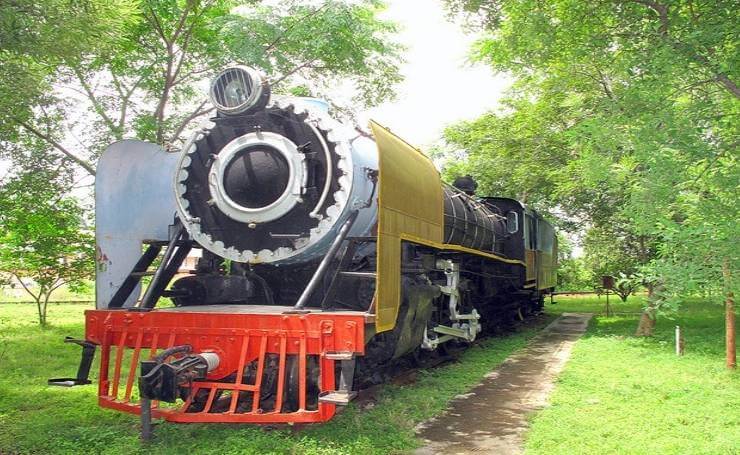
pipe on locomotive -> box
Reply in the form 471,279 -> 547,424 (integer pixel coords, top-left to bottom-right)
173,65 -> 503,267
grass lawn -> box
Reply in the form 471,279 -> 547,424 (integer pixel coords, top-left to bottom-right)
1,296 -> 735,454
526,295 -> 740,455
0,302 -> 551,454
0,284 -> 93,303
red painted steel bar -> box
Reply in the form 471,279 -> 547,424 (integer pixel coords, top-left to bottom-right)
275,336 -> 287,413
124,332 -> 144,402
229,335 -> 250,413
251,336 -> 268,413
111,331 -> 127,399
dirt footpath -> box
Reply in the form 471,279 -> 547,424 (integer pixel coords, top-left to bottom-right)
415,313 -> 593,455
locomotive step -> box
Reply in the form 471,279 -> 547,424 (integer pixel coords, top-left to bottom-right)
318,390 -> 358,405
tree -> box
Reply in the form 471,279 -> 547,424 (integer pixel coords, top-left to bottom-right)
555,234 -> 592,292
582,223 -> 655,303
0,161 -> 93,326
3,0 -> 403,176
441,0 -> 738,347
0,0 -> 139,151
0,1 -> 404,328
438,100 -> 569,216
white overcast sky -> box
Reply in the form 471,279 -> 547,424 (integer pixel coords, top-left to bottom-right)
359,0 -> 510,148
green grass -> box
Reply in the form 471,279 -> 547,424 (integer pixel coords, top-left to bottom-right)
2,297 -> 735,454
0,302 -> 551,454
526,296 -> 740,455
0,284 -> 94,303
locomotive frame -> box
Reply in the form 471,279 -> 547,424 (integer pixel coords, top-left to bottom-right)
54,66 -> 557,428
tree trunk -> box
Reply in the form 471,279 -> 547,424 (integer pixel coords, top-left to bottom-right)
37,291 -> 51,327
635,284 -> 657,336
42,294 -> 50,327
723,260 -> 736,369
35,298 -> 42,326
635,309 -> 656,336
36,296 -> 46,327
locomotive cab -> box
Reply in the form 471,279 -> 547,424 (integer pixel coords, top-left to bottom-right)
483,197 -> 558,292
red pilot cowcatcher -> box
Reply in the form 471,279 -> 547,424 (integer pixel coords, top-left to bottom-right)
85,308 -> 367,423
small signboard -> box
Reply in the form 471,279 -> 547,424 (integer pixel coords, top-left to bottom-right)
602,275 -> 615,290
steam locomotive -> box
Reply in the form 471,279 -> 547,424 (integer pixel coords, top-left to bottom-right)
52,65 -> 557,427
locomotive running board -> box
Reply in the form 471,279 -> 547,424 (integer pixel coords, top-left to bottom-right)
84,307 -> 366,424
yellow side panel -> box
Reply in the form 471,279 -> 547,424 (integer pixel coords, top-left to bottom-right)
537,251 -> 556,289
370,121 -> 444,333
526,250 -> 536,281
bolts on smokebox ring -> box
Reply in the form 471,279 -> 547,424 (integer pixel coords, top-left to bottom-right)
174,95 -> 355,264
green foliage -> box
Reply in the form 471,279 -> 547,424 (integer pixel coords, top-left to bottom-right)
581,223 -> 655,302
612,273 -> 640,303
2,0 -> 403,176
220,0 -> 403,107
555,234 -> 592,291
440,103 -> 567,214
0,0 -> 139,135
0,1 -> 403,297
557,257 -> 592,292
0,302 -> 550,454
441,0 -> 739,310
0,167 -> 93,326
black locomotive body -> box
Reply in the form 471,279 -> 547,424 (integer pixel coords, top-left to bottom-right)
60,65 -> 558,425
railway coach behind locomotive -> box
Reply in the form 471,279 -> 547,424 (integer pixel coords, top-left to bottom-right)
52,65 -> 557,426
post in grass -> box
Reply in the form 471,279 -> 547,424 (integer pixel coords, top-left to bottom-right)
675,326 -> 684,356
